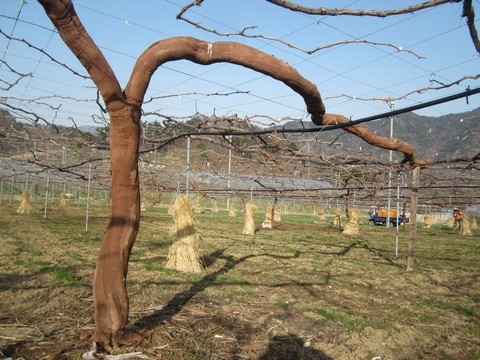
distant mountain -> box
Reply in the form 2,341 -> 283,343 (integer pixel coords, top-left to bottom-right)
281,107 -> 480,162
1,106 -> 478,164
78,126 -> 100,135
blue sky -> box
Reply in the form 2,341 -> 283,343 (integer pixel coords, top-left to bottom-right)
1,0 -> 479,129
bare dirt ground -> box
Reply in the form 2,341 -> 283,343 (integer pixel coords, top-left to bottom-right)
0,202 -> 479,359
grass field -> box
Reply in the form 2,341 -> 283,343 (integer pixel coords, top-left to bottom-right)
0,199 -> 479,359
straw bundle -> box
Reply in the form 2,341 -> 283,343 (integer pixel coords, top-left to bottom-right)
343,208 -> 360,235
213,199 -> 219,213
16,192 -> 31,214
60,192 -> 67,207
314,206 -> 326,221
165,195 -> 203,273
167,199 -> 175,216
262,204 -> 274,229
243,203 -> 257,235
422,215 -> 432,229
460,216 -> 473,236
229,203 -> 237,217
194,198 -> 203,214
446,217 -> 455,228
470,216 -> 478,230
265,205 -> 273,222
274,206 -> 281,222
332,207 -> 342,228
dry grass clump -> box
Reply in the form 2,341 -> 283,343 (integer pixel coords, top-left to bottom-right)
194,198 -> 204,214
262,205 -> 274,229
167,199 -> 175,216
165,195 -> 203,273
470,216 -> 478,230
460,215 -> 473,236
332,207 -> 342,228
343,208 -> 360,235
447,217 -> 455,228
16,191 -> 31,214
314,206 -> 326,221
446,217 -> 455,227
423,215 -> 432,229
60,192 -> 67,207
229,203 -> 237,217
274,206 -> 281,222
242,203 -> 257,235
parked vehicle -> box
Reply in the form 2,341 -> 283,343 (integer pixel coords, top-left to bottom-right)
369,208 -> 409,226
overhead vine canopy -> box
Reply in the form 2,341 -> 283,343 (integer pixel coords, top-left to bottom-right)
0,0 -> 479,204
1,1 -> 478,127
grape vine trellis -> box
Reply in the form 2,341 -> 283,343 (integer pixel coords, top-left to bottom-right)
0,0 -> 479,345
1,86 -> 479,212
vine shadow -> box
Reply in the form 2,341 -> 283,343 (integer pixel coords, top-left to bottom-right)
131,241 -> 301,331
258,334 -> 333,360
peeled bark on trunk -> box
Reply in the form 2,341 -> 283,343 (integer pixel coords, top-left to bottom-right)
243,203 -> 257,235
320,114 -> 428,166
91,108 -> 141,345
38,0 -> 140,345
126,37 -> 427,167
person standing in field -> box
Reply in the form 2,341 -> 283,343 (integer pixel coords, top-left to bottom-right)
453,208 -> 463,230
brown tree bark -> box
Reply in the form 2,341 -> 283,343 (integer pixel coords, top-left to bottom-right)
127,37 -> 428,166
320,114 -> 428,166
38,0 -> 140,346
38,0 -> 428,346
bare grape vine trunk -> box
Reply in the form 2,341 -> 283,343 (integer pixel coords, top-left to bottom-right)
38,0 -> 141,345
39,0 -> 427,347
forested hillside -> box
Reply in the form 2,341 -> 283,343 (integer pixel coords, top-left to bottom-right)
282,107 -> 480,162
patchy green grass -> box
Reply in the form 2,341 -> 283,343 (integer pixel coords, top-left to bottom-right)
0,201 -> 479,360
40,265 -> 83,285
304,306 -> 391,331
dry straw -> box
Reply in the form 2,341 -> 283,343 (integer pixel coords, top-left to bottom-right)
343,208 -> 360,235
213,199 -> 219,213
229,203 -> 237,217
243,203 -> 257,235
165,195 -> 203,273
60,192 -> 67,207
194,198 -> 203,214
167,199 -> 175,216
274,206 -> 281,222
17,191 -> 31,214
422,215 -> 432,229
460,215 -> 473,236
265,205 -> 273,222
332,207 -> 342,228
446,217 -> 455,227
263,204 -> 274,229
314,206 -> 326,221
470,216 -> 478,230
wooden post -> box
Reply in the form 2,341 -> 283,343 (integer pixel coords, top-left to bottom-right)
407,166 -> 420,271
